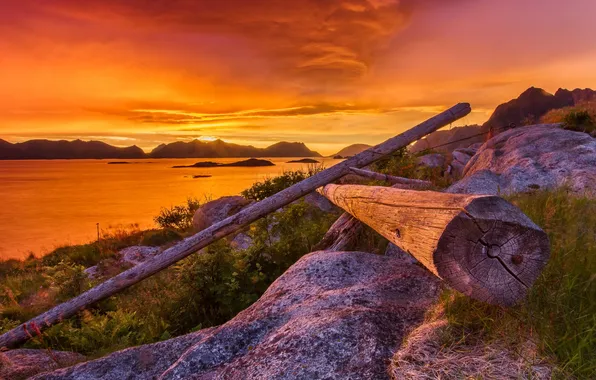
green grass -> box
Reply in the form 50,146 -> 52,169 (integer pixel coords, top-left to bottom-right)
0,193 -> 336,357
441,189 -> 596,378
542,101 -> 596,136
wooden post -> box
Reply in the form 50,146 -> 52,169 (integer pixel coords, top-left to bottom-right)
319,184 -> 550,306
0,103 -> 471,349
348,167 -> 432,188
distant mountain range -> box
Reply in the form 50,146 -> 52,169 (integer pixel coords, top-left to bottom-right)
150,140 -> 320,158
3,87 -> 594,159
411,87 -> 596,153
0,139 -> 146,160
331,144 -> 372,158
0,138 -> 321,160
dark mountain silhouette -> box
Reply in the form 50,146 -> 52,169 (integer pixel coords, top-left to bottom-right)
409,125 -> 483,153
482,87 -> 596,132
0,139 -> 321,160
332,144 -> 372,158
0,139 -> 145,160
149,139 -> 321,158
411,87 -> 596,153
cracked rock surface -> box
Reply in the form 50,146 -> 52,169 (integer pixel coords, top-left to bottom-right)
36,251 -> 440,380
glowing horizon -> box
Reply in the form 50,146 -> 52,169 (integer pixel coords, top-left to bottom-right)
2,0 -> 596,155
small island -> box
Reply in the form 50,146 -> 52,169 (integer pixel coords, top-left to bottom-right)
193,174 -> 212,178
286,158 -> 320,164
173,158 -> 275,168
107,161 -> 131,164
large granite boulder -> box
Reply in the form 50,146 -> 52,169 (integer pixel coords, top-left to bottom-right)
192,196 -> 253,232
448,124 -> 596,196
84,245 -> 162,279
1,349 -> 84,380
449,147 -> 478,178
38,251 -> 440,380
416,153 -> 445,169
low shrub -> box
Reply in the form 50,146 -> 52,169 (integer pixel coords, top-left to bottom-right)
541,101 -> 596,136
241,166 -> 323,201
154,197 -> 201,231
370,147 -> 452,188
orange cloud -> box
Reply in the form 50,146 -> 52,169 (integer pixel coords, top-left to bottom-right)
1,0 -> 595,154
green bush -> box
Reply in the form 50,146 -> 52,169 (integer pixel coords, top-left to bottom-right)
241,166 -> 323,201
563,109 -> 595,135
41,243 -> 104,268
370,147 -> 452,188
154,197 -> 201,231
139,229 -> 183,247
542,102 -> 596,137
441,189 -> 596,378
0,195 -> 335,357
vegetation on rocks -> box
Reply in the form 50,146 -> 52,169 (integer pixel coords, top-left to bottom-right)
241,165 -> 323,201
371,147 -> 453,188
437,189 -> 596,378
0,174 -> 336,357
0,157 -> 594,378
542,100 -> 596,136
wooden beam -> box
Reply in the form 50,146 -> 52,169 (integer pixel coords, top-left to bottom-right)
348,167 -> 432,188
318,184 -> 550,306
315,183 -> 423,251
0,103 -> 471,349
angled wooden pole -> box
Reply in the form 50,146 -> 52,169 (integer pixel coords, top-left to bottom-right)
318,184 -> 550,306
0,103 -> 471,349
348,167 -> 432,188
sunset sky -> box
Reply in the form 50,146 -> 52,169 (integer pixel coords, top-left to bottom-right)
1,0 -> 596,155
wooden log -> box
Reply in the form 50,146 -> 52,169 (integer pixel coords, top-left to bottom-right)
0,103 -> 471,349
318,184 -> 550,306
314,213 -> 363,251
315,183 -> 423,251
348,167 -> 432,188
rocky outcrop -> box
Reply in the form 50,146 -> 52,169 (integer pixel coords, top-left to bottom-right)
449,146 -> 478,177
1,349 -> 85,380
84,245 -> 162,279
482,87 -> 596,133
448,124 -> 596,196
384,243 -> 417,264
410,125 -> 483,153
303,191 -> 337,213
416,153 -> 445,169
192,196 -> 253,232
39,251 -> 441,379
119,246 -> 161,266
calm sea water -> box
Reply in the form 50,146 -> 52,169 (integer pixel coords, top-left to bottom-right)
0,158 -> 340,260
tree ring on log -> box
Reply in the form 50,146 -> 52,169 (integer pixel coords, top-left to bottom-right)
435,197 -> 550,306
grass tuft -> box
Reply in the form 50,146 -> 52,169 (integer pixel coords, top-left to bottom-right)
439,189 -> 595,378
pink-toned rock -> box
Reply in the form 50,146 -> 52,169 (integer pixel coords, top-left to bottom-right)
39,251 -> 440,380
119,246 -> 161,266
192,196 -> 253,232
417,153 -> 445,168
449,124 -> 596,196
1,349 -> 85,380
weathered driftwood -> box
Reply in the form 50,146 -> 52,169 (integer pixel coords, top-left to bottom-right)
348,167 -> 432,188
0,103 -> 471,349
318,184 -> 550,306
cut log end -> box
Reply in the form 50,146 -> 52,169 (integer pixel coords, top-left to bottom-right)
434,197 -> 550,306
